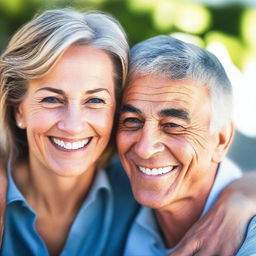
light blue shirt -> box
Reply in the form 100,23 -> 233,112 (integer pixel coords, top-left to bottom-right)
124,158 -> 248,256
2,158 -> 139,256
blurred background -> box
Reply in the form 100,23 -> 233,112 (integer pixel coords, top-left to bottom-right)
0,0 -> 255,171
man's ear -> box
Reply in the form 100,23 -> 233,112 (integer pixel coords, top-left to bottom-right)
212,121 -> 235,163
15,104 -> 26,129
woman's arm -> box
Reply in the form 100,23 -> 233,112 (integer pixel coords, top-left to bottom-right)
170,172 -> 256,256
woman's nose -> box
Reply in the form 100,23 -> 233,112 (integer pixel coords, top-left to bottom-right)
57,104 -> 86,135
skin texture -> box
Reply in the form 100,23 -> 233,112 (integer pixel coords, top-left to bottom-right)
13,45 -> 116,256
117,75 -> 234,247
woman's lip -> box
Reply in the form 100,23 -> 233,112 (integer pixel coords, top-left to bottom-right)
49,136 -> 92,151
49,136 -> 91,143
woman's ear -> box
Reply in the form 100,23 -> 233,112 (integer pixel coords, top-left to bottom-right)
15,104 -> 26,129
212,121 -> 235,163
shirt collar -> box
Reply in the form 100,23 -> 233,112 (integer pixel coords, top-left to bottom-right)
202,158 -> 242,215
7,160 -> 25,205
134,158 -> 242,252
7,161 -> 112,210
80,168 -> 112,209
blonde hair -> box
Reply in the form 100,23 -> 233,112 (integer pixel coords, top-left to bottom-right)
0,8 -> 128,165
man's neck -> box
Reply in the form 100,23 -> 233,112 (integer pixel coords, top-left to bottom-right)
154,197 -> 206,248
154,170 -> 217,248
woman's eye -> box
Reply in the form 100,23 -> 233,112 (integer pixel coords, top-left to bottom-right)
86,98 -> 105,104
41,97 -> 61,104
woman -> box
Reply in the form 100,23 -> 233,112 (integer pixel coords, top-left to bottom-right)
0,8 -> 139,256
0,7 -> 255,256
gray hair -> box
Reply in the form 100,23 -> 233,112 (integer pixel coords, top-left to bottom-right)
0,8 -> 128,162
128,35 -> 232,133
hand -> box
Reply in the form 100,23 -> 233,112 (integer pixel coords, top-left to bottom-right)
169,174 -> 256,256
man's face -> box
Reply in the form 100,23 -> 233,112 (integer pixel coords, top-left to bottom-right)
117,75 -> 221,209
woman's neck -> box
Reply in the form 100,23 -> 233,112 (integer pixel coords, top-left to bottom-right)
12,158 -> 96,216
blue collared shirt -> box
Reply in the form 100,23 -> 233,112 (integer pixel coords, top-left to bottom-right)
124,158 -> 245,256
2,158 -> 139,256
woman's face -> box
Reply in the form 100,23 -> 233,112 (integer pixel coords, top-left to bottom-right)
16,45 -> 116,177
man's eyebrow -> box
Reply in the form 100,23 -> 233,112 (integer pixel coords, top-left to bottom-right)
120,104 -> 142,114
159,108 -> 190,121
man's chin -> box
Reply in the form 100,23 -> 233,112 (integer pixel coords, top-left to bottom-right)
132,188 -> 172,209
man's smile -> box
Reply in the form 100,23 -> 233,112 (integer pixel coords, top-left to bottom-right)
138,165 -> 178,176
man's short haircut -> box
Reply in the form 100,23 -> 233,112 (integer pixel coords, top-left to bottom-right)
128,35 -> 232,133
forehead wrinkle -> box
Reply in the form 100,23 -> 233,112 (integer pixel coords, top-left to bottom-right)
124,85 -> 196,100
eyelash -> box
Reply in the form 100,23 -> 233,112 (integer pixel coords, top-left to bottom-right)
86,98 -> 105,104
40,97 -> 106,105
40,97 -> 62,104
120,117 -> 185,133
120,117 -> 143,130
163,123 -> 181,128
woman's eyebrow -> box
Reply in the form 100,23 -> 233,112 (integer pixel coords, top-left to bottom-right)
36,87 -> 64,95
35,87 -> 110,95
85,88 -> 110,94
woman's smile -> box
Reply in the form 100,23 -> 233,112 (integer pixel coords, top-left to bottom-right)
49,136 -> 92,151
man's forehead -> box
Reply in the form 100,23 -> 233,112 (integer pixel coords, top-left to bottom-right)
123,75 -> 208,104
125,76 -> 201,94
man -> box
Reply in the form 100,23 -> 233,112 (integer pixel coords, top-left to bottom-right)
117,35 -> 256,255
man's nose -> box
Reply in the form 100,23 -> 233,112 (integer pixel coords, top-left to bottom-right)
57,104 -> 86,135
134,123 -> 165,159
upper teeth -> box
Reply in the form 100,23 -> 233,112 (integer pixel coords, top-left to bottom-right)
138,166 -> 175,176
52,138 -> 89,150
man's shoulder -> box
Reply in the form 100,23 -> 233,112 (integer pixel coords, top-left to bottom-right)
237,216 -> 256,256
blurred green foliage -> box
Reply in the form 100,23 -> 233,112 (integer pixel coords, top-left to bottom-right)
0,0 -> 255,70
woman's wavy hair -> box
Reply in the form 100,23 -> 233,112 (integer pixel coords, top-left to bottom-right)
0,8 -> 129,167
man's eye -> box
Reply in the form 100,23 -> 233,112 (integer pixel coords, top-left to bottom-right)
121,117 -> 143,129
163,122 -> 185,133
41,97 -> 61,104
86,98 -> 105,104
164,123 -> 180,128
